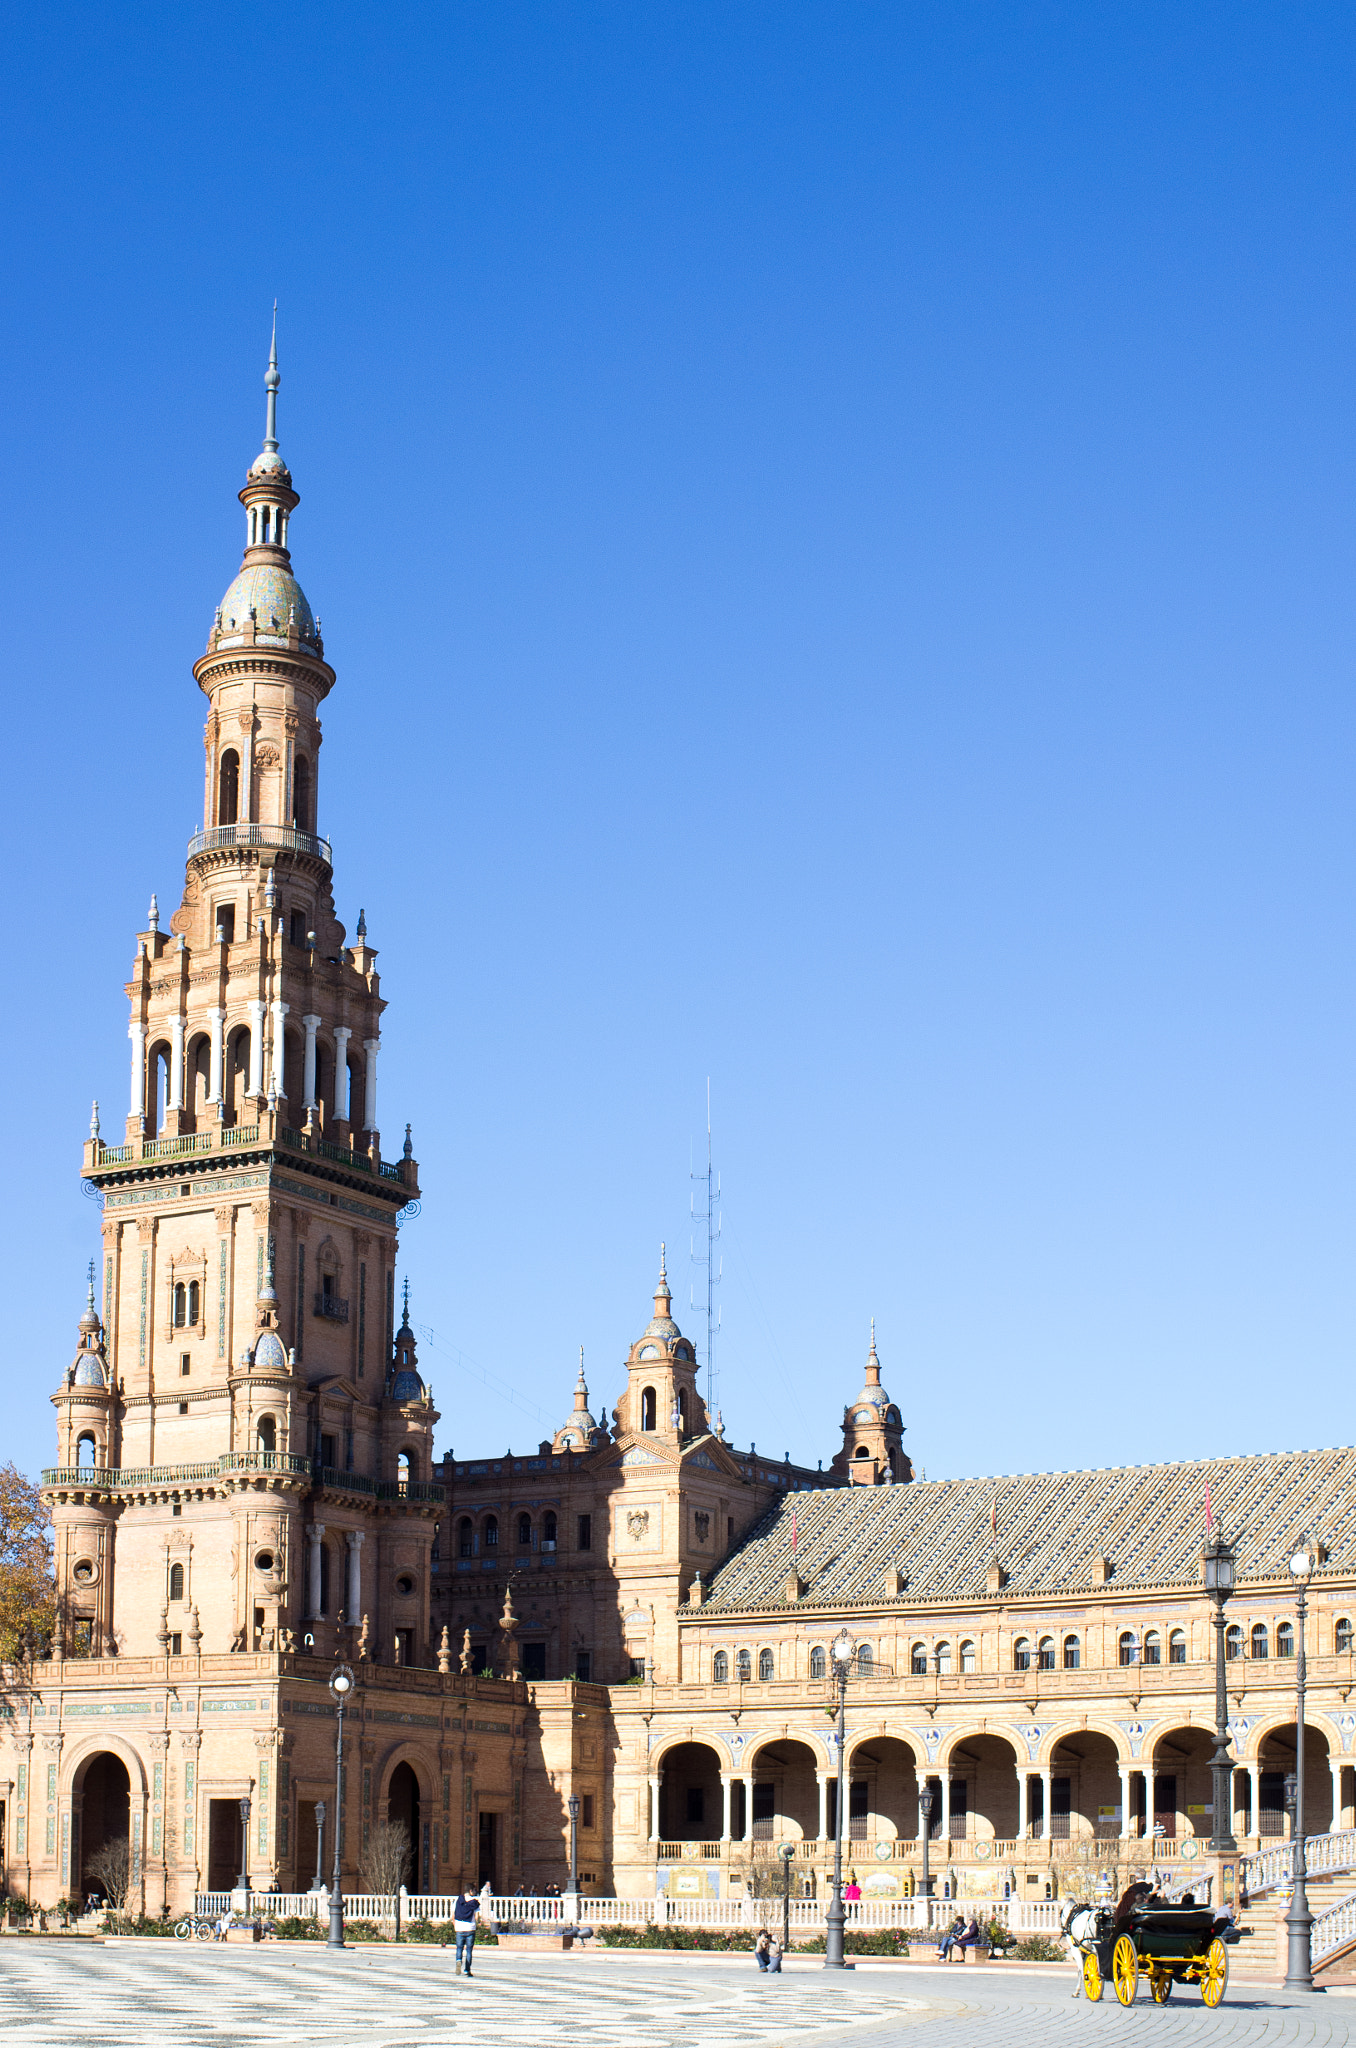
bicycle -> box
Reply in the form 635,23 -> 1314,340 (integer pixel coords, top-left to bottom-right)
174,1914 -> 217,1940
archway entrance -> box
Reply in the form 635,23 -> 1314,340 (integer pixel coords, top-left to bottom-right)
1257,1722 -> 1333,1838
79,1752 -> 130,1903
949,1733 -> 1020,1844
1149,1726 -> 1216,1840
1049,1730 -> 1123,1841
660,1742 -> 723,1841
847,1735 -> 920,1844
388,1761 -> 421,1891
746,1738 -> 819,1842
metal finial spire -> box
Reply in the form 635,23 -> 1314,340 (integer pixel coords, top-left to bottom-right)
659,1241 -> 667,1285
89,1099 -> 100,1140
356,907 -> 367,939
263,302 -> 280,453
86,1258 -> 96,1311
870,1316 -> 876,1354
402,1274 -> 410,1325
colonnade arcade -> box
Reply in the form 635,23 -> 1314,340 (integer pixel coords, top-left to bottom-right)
651,1717 -> 1348,1850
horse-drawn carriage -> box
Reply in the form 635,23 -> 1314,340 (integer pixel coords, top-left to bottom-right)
1064,1892 -> 1231,2007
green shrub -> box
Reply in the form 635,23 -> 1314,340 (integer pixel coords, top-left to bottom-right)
405,1918 -> 458,1945
270,1915 -> 325,1940
1012,1934 -> 1065,1962
106,1913 -> 177,1936
597,1924 -> 755,1951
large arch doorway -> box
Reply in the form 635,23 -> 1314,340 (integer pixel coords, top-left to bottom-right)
746,1737 -> 820,1842
1049,1730 -> 1123,1841
79,1752 -> 130,1903
388,1761 -> 420,1891
846,1735 -> 920,1845
659,1742 -> 724,1841
948,1732 -> 1020,1844
1149,1726 -> 1216,1840
1257,1722 -> 1333,1838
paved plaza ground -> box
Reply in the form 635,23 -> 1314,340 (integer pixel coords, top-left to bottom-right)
0,1942 -> 1351,2047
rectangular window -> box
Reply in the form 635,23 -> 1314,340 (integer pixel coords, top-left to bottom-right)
628,1657 -> 646,1680
575,1651 -> 591,1681
521,1643 -> 546,1681
169,1632 -> 182,1656
577,1514 -> 591,1552
181,1354 -> 191,1376
581,1794 -> 595,1830
178,1400 -> 188,1414
320,1433 -> 336,1469
215,904 -> 235,944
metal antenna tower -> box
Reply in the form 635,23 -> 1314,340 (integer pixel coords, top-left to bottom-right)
690,1080 -> 722,1417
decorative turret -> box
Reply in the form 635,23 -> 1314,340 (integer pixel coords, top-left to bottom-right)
552,1349 -> 604,1452
53,1263 -> 113,1471
613,1247 -> 709,1441
388,1278 -> 428,1404
831,1322 -> 912,1485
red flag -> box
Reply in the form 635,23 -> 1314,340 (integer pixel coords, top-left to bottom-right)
1204,1481 -> 1214,1534
791,1506 -> 798,1556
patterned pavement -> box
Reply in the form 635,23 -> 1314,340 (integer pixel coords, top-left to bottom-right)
0,1943 -> 1351,2046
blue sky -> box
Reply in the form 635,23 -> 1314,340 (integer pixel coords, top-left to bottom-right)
2,4 -> 1354,1486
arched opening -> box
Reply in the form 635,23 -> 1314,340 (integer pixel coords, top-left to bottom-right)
856,1642 -> 874,1674
346,1056 -> 363,1129
640,1386 -> 657,1432
483,1514 -> 498,1551
946,1732 -> 1019,1845
226,1026 -> 251,1120
458,1517 -> 474,1558
318,1541 -> 331,1615
747,1736 -> 821,1845
79,1752 -> 131,1903
173,1283 -> 187,1327
1258,1721 -> 1333,1838
677,1387 -> 689,1433
845,1734 -> 921,1853
387,1761 -> 419,1890
283,1028 -> 305,1126
660,1741 -> 725,1842
188,1280 -> 200,1324
293,755 -> 311,833
256,1415 -> 276,1455
1048,1730 -> 1123,1842
149,1041 -> 172,1136
713,1650 -> 729,1682
188,1033 -> 211,1121
810,1645 -> 826,1680
313,1041 -> 331,1120
517,1513 -> 532,1548
398,1450 -> 414,1491
169,1562 -> 184,1602
218,749 -> 240,827
758,1647 -> 775,1681
1145,1726 -> 1213,1840
76,1433 -> 97,1469
542,1511 -> 557,1548
736,1648 -> 752,1681
959,1639 -> 977,1673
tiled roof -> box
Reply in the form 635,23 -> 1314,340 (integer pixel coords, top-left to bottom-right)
698,1447 -> 1356,1613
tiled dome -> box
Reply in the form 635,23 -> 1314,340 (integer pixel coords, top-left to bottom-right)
218,563 -> 315,641
390,1367 -> 427,1403
72,1350 -> 107,1388
252,1331 -> 288,1374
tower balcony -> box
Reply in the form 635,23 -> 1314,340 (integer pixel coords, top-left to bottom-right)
187,821 -> 332,866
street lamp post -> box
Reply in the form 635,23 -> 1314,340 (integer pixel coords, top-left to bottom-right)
919,1782 -> 936,1906
566,1793 -> 580,1909
1202,1531 -> 1238,1853
824,1627 -> 855,1970
1284,1542 -> 1316,1993
313,1801 -> 326,1893
328,1662 -> 355,1951
237,1795 -> 251,1896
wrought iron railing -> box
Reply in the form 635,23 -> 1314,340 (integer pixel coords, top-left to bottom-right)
187,822 -> 332,864
314,1293 -> 349,1323
43,1451 -> 311,1490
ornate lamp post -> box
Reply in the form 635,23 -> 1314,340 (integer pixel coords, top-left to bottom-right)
823,1628 -> 856,1969
566,1792 -> 580,1904
1284,1542 -> 1316,1993
313,1801 -> 326,1893
237,1795 -> 251,1896
1202,1530 -> 1237,1853
918,1781 -> 936,1906
328,1662 -> 355,1950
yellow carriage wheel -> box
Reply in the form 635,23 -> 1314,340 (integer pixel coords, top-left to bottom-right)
1112,1934 -> 1139,2006
1200,1937 -> 1228,2008
1081,1948 -> 1104,2001
1150,1970 -> 1173,2003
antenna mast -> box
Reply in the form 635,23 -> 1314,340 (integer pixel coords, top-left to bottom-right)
690,1079 -> 722,1417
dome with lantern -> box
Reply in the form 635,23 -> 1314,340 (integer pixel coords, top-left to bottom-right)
68,1265 -> 109,1388
388,1281 -> 428,1403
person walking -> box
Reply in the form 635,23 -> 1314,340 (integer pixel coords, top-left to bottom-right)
453,1886 -> 479,1976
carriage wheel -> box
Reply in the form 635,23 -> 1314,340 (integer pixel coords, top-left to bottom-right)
1200,1938 -> 1228,2008
1149,1970 -> 1173,2003
1081,1949 -> 1104,2002
1112,1935 -> 1139,2006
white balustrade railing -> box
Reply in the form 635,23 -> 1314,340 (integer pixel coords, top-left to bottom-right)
1312,1889 -> 1356,1963
1242,1827 -> 1356,1896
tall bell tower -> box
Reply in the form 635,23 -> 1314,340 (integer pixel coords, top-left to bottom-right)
47,329 -> 438,1670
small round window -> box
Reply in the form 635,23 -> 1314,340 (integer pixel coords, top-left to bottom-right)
254,1551 -> 275,1573
395,1574 -> 415,1597
72,1560 -> 95,1584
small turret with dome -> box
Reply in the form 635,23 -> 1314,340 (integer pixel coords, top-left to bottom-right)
388,1279 -> 429,1405
832,1321 -> 912,1485
211,308 -> 321,655
552,1349 -> 605,1452
613,1247 -> 710,1442
53,1262 -> 115,1472
68,1261 -> 108,1390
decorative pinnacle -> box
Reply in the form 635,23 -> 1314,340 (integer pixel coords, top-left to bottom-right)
147,893 -> 159,933
89,1099 -> 100,1140
263,302 -> 280,453
659,1241 -> 667,1285
86,1259 -> 96,1311
356,907 -> 367,939
403,1122 -> 413,1159
402,1274 -> 411,1326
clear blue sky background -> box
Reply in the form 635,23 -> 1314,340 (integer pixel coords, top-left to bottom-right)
2,5 -> 1353,1488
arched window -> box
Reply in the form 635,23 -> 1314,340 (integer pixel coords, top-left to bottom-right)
543,1512 -> 557,1548
1276,1620 -> 1295,1658
736,1649 -> 752,1681
857,1643 -> 873,1674
398,1450 -> 413,1490
935,1642 -> 952,1674
458,1518 -> 473,1558
293,755 -> 311,833
1119,1632 -> 1139,1666
173,1282 -> 186,1327
810,1646 -> 826,1679
188,1280 -> 200,1324
1225,1623 -> 1242,1661
518,1514 -> 533,1547
219,749 -> 240,826
1251,1623 -> 1269,1660
758,1647 -> 775,1681
1063,1634 -> 1081,1670
1013,1637 -> 1031,1671
1143,1631 -> 1162,1666
483,1514 -> 498,1549
713,1651 -> 729,1683
911,1642 -> 928,1676
256,1415 -> 276,1455
76,1433 -> 97,1468
1037,1636 -> 1055,1671
1338,1618 -> 1354,1654
640,1386 -> 657,1431
960,1639 -> 977,1673
169,1562 -> 184,1602
1169,1629 -> 1187,1664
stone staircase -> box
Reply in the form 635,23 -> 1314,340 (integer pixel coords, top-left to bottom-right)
1232,1875 -> 1356,1980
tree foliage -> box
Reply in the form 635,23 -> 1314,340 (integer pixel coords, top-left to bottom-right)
85,1836 -> 133,1916
0,1464 -> 55,1661
358,1820 -> 411,1936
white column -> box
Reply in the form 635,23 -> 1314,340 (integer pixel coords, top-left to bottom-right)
1039,1768 -> 1052,1840
1119,1766 -> 1134,1838
720,1775 -> 732,1842
168,1013 -> 186,1112
302,1014 -> 321,1109
246,1001 -> 265,1098
332,1028 -> 351,1120
207,1009 -> 224,1105
940,1773 -> 951,1840
1331,1758 -> 1345,1832
346,1529 -> 364,1619
362,1037 -> 380,1130
648,1778 -> 660,1841
306,1524 -> 324,1619
817,1772 -> 829,1843
1248,1762 -> 1260,1840
129,1020 -> 146,1118
1017,1771 -> 1029,1839
270,1000 -> 289,1097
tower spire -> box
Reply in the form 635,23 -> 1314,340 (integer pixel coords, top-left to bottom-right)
264,302 -> 280,454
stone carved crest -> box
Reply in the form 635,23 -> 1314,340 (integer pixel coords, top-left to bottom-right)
626,1509 -> 650,1541
694,1511 -> 710,1543
255,743 -> 281,768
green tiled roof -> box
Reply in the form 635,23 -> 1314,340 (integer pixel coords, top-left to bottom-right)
698,1447 -> 1356,1613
